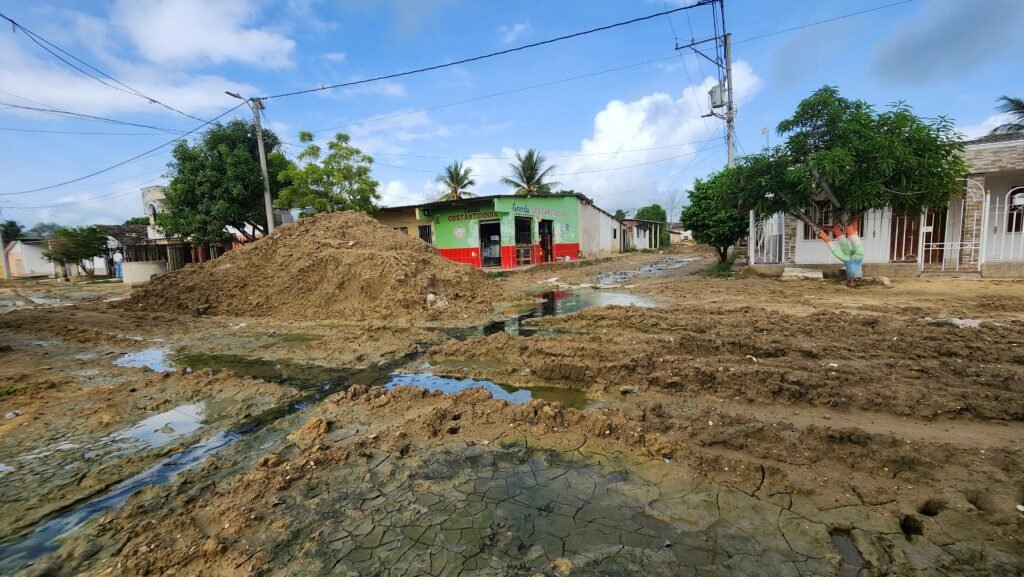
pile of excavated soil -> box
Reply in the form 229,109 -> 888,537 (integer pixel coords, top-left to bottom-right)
128,211 -> 512,321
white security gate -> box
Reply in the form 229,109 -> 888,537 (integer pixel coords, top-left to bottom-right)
986,186 -> 1024,262
920,182 -> 984,273
752,213 -> 784,264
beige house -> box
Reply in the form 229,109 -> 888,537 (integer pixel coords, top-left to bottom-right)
749,133 -> 1024,277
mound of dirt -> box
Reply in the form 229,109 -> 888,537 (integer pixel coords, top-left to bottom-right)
128,211 -> 512,321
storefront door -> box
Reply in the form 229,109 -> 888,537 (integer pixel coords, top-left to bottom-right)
479,221 -> 502,267
539,219 -> 554,262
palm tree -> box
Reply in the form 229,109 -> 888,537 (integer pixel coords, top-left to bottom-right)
501,149 -> 559,195
989,95 -> 1024,135
434,161 -> 476,201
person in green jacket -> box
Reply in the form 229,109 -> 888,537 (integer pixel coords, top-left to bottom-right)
817,219 -> 864,282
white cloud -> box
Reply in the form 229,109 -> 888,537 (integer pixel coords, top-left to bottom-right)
111,0 -> 296,69
368,62 -> 763,214
498,23 -> 529,45
323,52 -> 347,63
0,34 -> 259,117
340,80 -> 407,98
959,114 -> 1012,139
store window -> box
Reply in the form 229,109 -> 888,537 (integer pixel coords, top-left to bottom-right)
418,224 -> 433,244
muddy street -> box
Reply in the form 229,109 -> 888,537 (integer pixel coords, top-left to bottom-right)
1,244 -> 1022,576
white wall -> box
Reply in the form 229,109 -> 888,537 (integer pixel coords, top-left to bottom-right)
793,209 -> 890,265
578,202 -> 619,258
6,242 -> 55,277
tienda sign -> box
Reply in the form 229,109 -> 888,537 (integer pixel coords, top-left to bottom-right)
511,201 -> 567,218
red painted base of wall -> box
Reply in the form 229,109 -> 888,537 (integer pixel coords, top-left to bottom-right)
553,243 -> 580,261
438,243 -> 580,269
437,247 -> 481,268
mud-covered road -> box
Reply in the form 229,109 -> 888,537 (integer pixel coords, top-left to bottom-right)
1,246 -> 1022,576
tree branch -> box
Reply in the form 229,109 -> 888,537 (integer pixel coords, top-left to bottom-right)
810,166 -> 843,213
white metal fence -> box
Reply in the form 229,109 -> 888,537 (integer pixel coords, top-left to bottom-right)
986,186 -> 1024,262
751,213 -> 784,264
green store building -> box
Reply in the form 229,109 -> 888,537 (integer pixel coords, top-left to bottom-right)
376,193 -> 639,269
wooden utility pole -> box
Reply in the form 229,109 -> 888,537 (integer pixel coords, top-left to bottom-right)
225,92 -> 275,235
250,97 -> 275,235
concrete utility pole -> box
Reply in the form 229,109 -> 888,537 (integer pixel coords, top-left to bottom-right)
226,92 -> 275,235
724,31 -> 735,168
675,0 -> 735,167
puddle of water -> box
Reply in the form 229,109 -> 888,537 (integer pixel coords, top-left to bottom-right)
451,289 -> 653,340
85,403 -> 207,459
598,256 -> 700,285
26,296 -> 62,305
830,530 -> 865,577
112,348 -> 176,372
0,431 -> 239,573
0,463 -> 13,474
385,372 -> 593,409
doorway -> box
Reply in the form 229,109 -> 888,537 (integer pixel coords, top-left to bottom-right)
922,208 -> 948,269
538,219 -> 554,263
479,221 -> 502,267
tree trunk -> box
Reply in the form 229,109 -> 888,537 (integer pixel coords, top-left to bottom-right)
716,246 -> 729,263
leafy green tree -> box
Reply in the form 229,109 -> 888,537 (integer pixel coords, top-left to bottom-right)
502,149 -> 558,195
679,170 -> 748,263
613,209 -> 626,220
43,226 -> 109,276
25,222 -> 59,239
277,131 -> 379,213
634,204 -> 670,247
730,86 -> 967,278
435,161 -> 476,201
1,220 -> 24,241
122,216 -> 150,226
158,119 -> 292,243
633,204 -> 667,222
990,95 -> 1024,135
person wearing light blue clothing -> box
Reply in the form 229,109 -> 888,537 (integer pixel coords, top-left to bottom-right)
113,250 -> 123,279
816,220 -> 864,282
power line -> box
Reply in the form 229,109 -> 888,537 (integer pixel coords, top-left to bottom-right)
362,137 -> 722,161
0,127 -> 176,136
374,142 -> 723,178
309,54 -> 678,135
1,178 -> 163,210
0,11 -> 208,123
0,103 -> 245,197
261,2 -> 716,100
0,100 -> 185,134
734,0 -> 915,44
589,140 -> 725,197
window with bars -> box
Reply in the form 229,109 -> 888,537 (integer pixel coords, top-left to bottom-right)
1009,189 -> 1024,233
802,201 -> 832,239
514,217 -> 533,245
417,224 -> 433,244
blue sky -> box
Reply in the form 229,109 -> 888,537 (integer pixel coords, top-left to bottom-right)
0,0 -> 1022,228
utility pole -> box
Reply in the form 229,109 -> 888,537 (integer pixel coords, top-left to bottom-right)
723,31 -> 735,168
226,92 -> 275,235
675,0 -> 735,167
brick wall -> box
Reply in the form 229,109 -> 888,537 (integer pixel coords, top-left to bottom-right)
964,141 -> 1024,173
783,215 -> 798,264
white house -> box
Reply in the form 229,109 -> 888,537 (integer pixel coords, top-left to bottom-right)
4,240 -> 56,278
749,132 -> 1024,278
